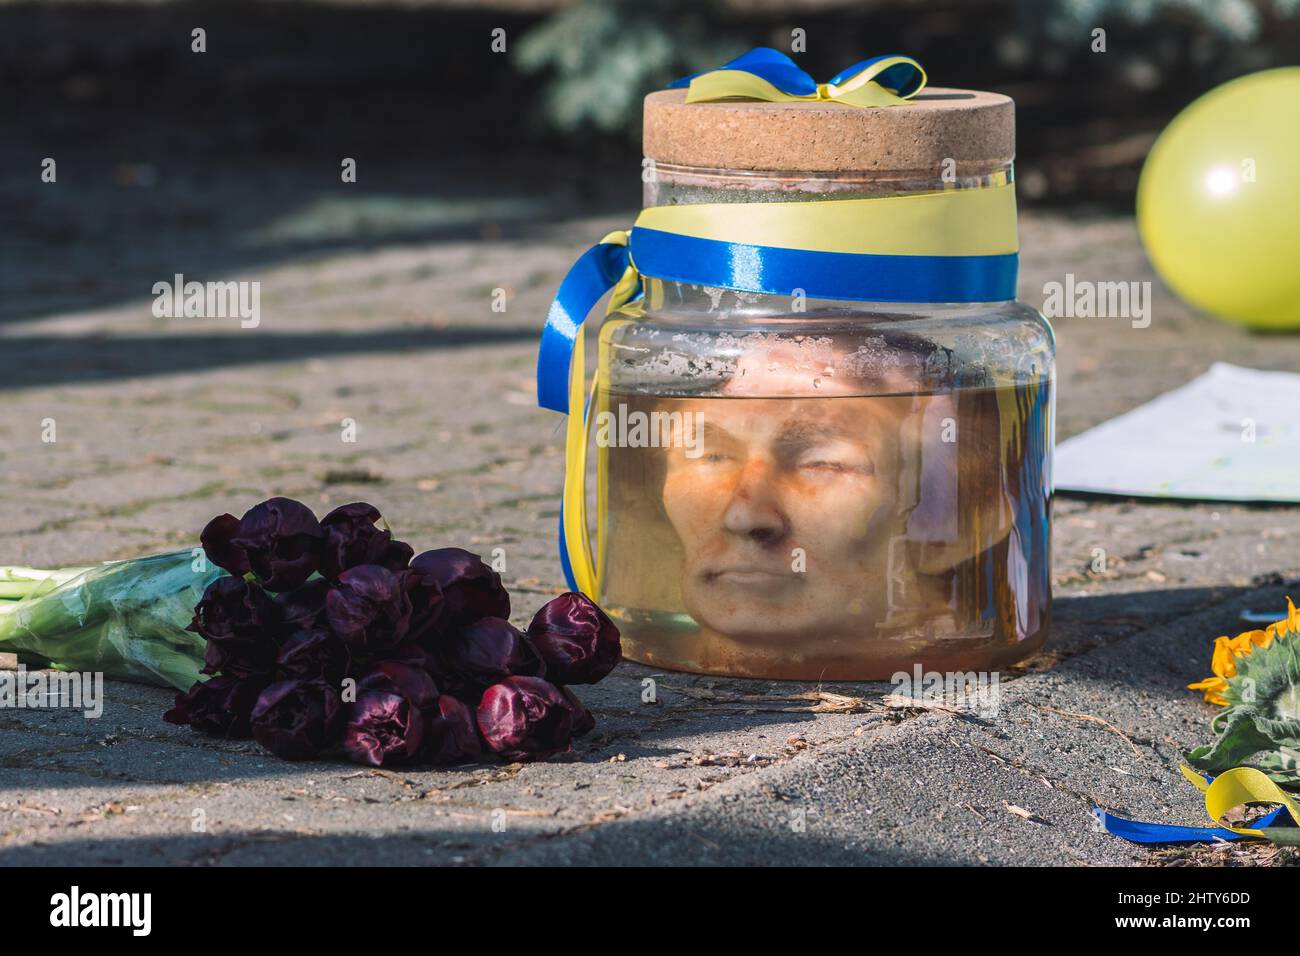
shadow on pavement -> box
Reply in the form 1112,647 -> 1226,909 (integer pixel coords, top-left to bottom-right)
0,326 -> 542,389
0,821 -> 956,866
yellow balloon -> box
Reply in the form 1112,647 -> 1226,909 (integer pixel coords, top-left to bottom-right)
1137,68 -> 1300,330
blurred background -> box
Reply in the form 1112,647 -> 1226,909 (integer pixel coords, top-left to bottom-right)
3,0 -> 1299,327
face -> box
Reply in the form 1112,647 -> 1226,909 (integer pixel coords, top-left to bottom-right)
661,392 -> 905,645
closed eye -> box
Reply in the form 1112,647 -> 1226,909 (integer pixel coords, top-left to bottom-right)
789,438 -> 875,476
799,457 -> 874,476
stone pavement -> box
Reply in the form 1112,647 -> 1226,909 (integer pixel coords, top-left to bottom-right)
1,202 -> 1299,866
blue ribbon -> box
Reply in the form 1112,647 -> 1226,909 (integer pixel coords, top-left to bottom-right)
829,54 -> 926,96
557,502 -> 578,593
536,240 -> 635,415
630,228 -> 1018,304
537,229 -> 1018,418
1095,771 -> 1295,846
668,47 -> 926,100
537,239 -> 639,592
1095,805 -> 1289,845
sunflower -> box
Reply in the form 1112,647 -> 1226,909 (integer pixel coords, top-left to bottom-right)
1188,598 -> 1299,706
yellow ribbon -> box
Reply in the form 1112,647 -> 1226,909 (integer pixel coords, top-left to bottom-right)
684,54 -> 928,109
561,231 -> 638,599
633,181 -> 1017,257
1180,764 -> 1300,841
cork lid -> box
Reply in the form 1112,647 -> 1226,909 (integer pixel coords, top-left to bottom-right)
643,88 -> 1014,175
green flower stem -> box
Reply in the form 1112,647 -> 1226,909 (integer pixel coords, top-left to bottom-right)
0,566 -> 94,600
0,551 -> 221,690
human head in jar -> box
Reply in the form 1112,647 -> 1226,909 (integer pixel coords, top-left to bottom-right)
657,336 -> 950,660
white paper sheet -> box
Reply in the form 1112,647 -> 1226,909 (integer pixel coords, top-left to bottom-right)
1054,362 -> 1300,503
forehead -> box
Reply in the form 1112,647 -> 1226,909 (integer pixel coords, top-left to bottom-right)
677,395 -> 905,445
719,340 -> 929,399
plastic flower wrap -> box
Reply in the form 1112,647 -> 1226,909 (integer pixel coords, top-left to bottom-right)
0,551 -> 222,690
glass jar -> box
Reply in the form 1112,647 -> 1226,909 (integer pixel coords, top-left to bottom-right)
592,161 -> 1055,680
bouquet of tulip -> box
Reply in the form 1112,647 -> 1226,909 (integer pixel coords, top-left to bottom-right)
1,497 -> 621,766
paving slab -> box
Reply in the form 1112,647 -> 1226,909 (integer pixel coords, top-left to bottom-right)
1,181 -> 1299,865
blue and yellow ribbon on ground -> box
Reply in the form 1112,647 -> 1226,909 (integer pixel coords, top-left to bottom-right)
536,49 -> 1019,596
1097,766 -> 1300,845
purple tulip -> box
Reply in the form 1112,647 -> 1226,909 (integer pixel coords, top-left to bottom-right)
189,576 -> 276,642
325,564 -> 412,652
189,576 -> 279,677
476,676 -> 580,762
383,642 -> 440,676
342,660 -> 440,767
272,578 -> 331,636
562,686 -> 596,738
319,502 -> 414,582
423,695 -> 482,765
164,675 -> 269,738
342,689 -> 423,767
436,617 -> 545,699
251,679 -> 342,760
276,628 -> 351,683
357,659 -> 440,709
201,496 -> 324,591
399,564 -> 445,644
199,513 -> 250,577
526,592 -> 622,685
408,548 -> 509,632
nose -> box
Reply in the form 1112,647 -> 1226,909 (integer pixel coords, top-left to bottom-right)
722,458 -> 788,544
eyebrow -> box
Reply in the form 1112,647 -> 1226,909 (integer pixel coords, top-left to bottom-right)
697,420 -> 735,445
774,420 -> 853,445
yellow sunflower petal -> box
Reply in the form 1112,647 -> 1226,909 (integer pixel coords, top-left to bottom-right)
1187,676 -> 1229,706
1258,599 -> 1298,641
1211,636 -> 1240,679
1191,602 -> 1296,707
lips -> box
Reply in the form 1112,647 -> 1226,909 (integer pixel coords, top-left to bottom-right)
704,567 -> 795,587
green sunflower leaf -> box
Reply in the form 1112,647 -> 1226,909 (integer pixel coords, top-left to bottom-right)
1190,629 -> 1300,781
1185,713 -> 1276,774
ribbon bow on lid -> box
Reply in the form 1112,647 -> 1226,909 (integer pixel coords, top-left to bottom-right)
669,47 -> 927,108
